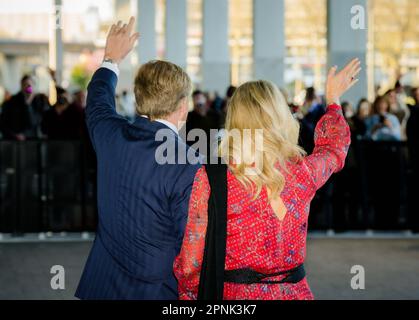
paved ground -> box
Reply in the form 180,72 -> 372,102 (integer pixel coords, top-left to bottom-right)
0,237 -> 418,300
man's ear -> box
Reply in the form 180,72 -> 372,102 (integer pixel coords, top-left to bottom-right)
184,96 -> 190,111
180,97 -> 189,116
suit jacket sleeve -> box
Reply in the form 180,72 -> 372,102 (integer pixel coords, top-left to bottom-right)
85,67 -> 125,148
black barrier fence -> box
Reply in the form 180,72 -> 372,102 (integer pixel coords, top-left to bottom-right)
0,140 -> 417,233
309,140 -> 418,231
0,140 -> 97,233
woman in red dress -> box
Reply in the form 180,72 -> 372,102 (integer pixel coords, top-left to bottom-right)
174,59 -> 361,300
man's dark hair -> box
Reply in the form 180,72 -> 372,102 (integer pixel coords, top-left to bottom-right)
372,95 -> 389,114
192,90 -> 203,98
20,74 -> 32,84
341,101 -> 350,109
56,86 -> 67,96
226,85 -> 237,98
305,87 -> 316,101
356,97 -> 369,108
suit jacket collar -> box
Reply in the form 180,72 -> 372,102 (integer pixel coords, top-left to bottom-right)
131,115 -> 178,138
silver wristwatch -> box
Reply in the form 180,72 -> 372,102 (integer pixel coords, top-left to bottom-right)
103,58 -> 115,64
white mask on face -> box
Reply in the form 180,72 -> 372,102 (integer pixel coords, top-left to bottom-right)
345,110 -> 354,118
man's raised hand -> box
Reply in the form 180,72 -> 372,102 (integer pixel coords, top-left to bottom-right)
104,16 -> 140,64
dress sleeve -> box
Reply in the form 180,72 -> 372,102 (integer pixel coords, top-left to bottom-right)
173,166 -> 210,300
303,103 -> 351,191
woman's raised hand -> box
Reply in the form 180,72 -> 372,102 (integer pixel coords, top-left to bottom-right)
326,58 -> 362,105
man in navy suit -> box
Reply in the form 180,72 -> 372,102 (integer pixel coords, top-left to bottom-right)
75,17 -> 201,299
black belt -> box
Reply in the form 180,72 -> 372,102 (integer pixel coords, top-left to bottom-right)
224,264 -> 305,285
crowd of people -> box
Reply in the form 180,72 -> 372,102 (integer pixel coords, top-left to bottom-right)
183,82 -> 419,231
181,82 -> 419,157
0,74 -> 87,141
3,72 -> 418,233
1,73 -> 419,157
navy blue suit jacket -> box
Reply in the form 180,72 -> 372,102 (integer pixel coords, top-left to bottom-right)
75,68 -> 201,300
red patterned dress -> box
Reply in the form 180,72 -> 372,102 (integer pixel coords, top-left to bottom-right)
173,104 -> 350,300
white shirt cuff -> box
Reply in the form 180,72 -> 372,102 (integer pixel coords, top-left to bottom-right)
101,61 -> 120,77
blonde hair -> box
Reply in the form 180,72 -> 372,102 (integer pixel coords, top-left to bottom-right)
134,60 -> 191,120
219,80 -> 305,199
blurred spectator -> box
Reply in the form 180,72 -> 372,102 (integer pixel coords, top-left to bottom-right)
2,90 -> 12,103
394,80 -> 408,110
70,89 -> 91,142
349,98 -> 371,140
342,101 -> 355,119
386,86 -> 409,139
186,90 -> 220,132
226,85 -> 237,100
185,90 -> 221,157
210,92 -> 223,115
299,87 -> 326,153
0,75 -> 38,140
30,93 -> 51,137
218,85 -> 236,128
406,87 -> 419,142
71,90 -> 86,111
342,101 -> 355,138
41,87 -> 84,140
301,87 -> 321,116
406,87 -> 419,232
365,96 -> 401,141
116,90 -> 136,121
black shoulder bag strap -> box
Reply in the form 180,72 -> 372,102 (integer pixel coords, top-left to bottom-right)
197,161 -> 228,300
